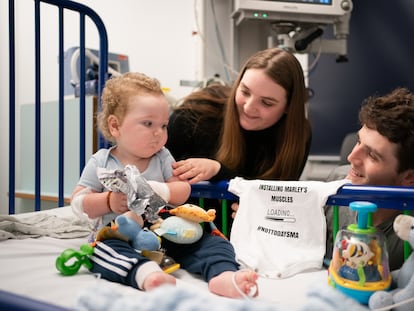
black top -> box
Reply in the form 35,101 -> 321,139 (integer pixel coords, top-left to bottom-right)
167,107 -> 310,182
167,108 -> 222,160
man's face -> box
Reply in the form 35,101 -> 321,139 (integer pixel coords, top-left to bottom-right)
346,125 -> 406,186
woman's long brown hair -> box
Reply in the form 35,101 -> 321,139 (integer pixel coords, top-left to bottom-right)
173,84 -> 231,128
216,48 -> 311,180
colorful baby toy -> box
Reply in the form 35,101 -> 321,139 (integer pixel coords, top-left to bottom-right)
328,201 -> 392,304
55,243 -> 94,276
152,204 -> 217,244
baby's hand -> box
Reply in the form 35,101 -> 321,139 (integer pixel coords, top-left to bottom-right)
108,191 -> 128,214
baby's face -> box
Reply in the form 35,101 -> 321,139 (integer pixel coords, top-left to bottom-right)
115,94 -> 169,159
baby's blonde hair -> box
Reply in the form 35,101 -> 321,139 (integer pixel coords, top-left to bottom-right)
98,72 -> 164,142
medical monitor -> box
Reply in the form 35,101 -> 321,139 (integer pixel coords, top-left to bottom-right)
232,0 -> 353,25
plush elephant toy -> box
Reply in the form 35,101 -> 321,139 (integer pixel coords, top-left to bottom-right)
368,214 -> 414,311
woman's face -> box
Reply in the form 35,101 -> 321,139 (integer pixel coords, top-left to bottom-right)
235,68 -> 287,131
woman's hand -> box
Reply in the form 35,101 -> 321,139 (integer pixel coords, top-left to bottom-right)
231,202 -> 239,219
172,158 -> 220,184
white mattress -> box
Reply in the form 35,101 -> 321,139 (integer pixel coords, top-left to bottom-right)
0,206 -> 328,310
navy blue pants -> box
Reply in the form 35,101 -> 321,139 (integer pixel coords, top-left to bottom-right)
162,232 -> 239,281
90,239 -> 150,289
89,233 -> 239,288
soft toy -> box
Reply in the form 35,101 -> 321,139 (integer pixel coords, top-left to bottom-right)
113,214 -> 180,273
169,203 -> 227,239
153,216 -> 204,244
169,204 -> 216,222
152,204 -> 218,244
57,204 -> 221,276
113,214 -> 160,251
368,214 -> 414,311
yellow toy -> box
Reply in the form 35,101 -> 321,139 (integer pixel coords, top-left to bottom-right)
169,204 -> 216,222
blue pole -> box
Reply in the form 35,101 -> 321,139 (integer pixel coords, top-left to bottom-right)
8,0 -> 16,214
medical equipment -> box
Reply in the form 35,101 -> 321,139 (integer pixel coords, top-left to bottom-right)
232,0 -> 353,62
64,46 -> 129,96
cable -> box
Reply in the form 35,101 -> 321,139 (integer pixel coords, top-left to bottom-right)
231,269 -> 259,300
303,37 -> 322,80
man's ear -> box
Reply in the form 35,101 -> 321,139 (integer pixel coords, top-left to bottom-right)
401,169 -> 414,186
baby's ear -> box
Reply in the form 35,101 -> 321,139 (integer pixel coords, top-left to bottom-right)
108,115 -> 120,136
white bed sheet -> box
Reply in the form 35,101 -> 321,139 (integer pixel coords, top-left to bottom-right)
0,206 -> 328,310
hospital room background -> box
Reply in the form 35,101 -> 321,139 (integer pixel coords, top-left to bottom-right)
1,0 -> 413,215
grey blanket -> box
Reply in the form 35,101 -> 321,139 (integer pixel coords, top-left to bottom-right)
0,212 -> 91,240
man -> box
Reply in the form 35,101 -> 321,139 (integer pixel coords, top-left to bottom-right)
325,87 -> 414,270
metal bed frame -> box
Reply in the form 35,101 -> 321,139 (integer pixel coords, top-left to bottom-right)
8,0 -> 109,214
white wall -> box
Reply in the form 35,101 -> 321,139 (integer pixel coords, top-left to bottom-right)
0,0 -> 207,214
0,0 -> 312,214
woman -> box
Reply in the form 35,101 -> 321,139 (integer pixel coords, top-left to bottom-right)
167,83 -> 231,160
170,47 -> 312,184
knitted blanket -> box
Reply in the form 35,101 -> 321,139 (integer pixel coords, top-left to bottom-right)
74,283 -> 369,311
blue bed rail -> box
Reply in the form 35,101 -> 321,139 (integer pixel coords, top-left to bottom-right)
8,0 -> 109,214
325,184 -> 414,210
190,181 -> 414,257
0,289 -> 71,311
327,184 -> 414,259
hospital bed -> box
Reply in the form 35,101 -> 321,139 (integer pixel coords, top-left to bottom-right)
2,0 -> 413,310
1,183 -> 414,311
